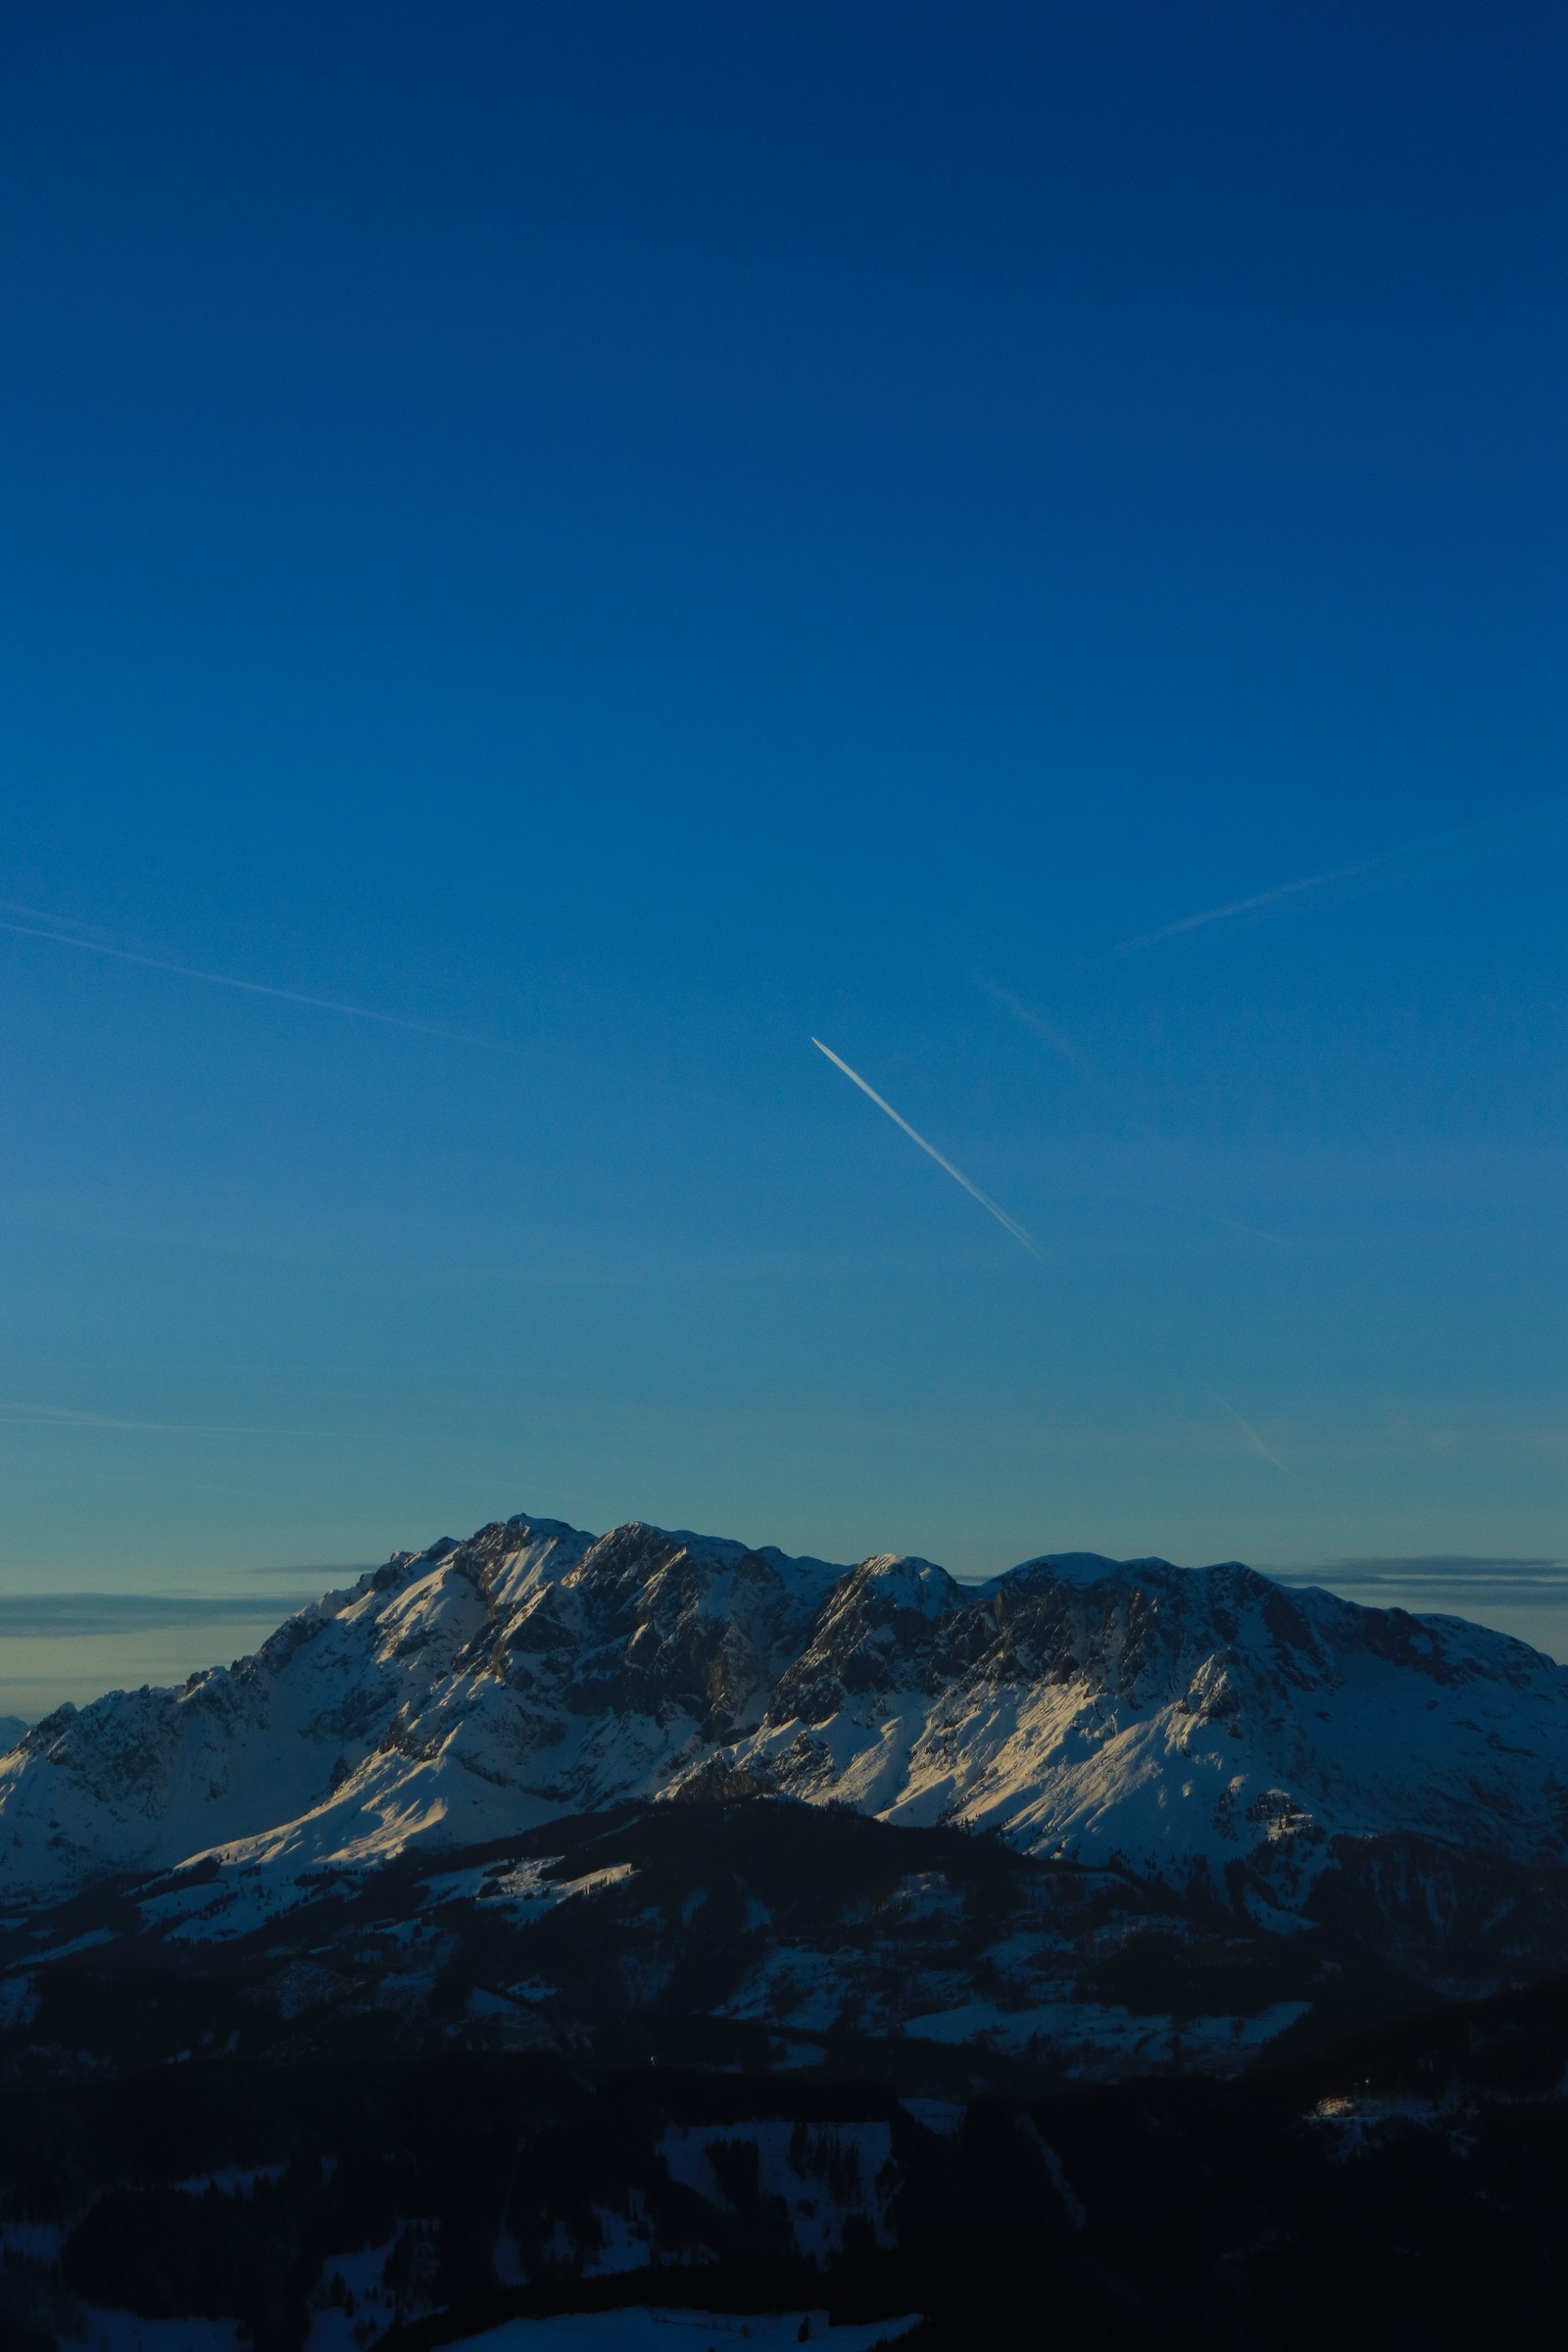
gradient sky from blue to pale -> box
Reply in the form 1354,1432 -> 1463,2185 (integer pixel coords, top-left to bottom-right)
2,1 -> 1567,1709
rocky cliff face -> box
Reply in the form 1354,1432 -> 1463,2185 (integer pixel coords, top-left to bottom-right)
4,1510 -> 1566,1977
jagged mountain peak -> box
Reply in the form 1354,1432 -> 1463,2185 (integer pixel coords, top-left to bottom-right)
2,1508 -> 1565,1952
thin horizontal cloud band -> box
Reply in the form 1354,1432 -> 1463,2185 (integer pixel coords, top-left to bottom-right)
0,1592 -> 334,1637
1280,1555 -> 1568,1588
1276,1560 -> 1568,1614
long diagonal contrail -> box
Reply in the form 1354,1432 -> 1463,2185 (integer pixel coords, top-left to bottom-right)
810,1038 -> 1043,1260
0,911 -> 520,1054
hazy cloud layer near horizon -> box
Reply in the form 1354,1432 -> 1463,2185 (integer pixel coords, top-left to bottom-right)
0,1588 -> 357,1638
1276,1556 -> 1568,1606
0,1580 -> 362,1719
2,1554 -> 1563,1725
1246,1557 -> 1568,1670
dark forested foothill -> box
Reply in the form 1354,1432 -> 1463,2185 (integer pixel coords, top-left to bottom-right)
2,1967 -> 1568,2350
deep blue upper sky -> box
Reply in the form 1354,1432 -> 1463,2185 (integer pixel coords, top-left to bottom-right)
2,2 -> 1566,1694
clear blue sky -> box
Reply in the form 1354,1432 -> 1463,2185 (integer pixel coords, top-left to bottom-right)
2,2 -> 1566,1707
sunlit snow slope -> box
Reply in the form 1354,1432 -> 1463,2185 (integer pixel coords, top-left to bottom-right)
3,1512 -> 1566,1920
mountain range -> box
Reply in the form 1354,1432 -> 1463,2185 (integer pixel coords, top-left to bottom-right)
3,1509 -> 1567,2045
7,1509 -> 1568,2347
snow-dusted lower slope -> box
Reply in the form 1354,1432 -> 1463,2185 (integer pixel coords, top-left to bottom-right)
3,1511 -> 1566,1935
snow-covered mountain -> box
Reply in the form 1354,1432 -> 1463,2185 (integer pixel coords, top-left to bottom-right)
4,1509 -> 1567,1958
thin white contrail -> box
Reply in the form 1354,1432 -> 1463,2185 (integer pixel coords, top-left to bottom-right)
0,911 -> 521,1054
810,1038 -> 1043,1260
1112,858 -> 1378,958
1217,1394 -> 1292,1474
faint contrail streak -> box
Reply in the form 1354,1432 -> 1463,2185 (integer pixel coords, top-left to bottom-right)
977,980 -> 1290,1247
0,1398 -> 304,1437
810,1038 -> 1043,1260
974,978 -> 1097,1079
1108,801 -> 1568,962
0,911 -> 521,1054
1112,858 -> 1378,957
1216,1395 -> 1292,1474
